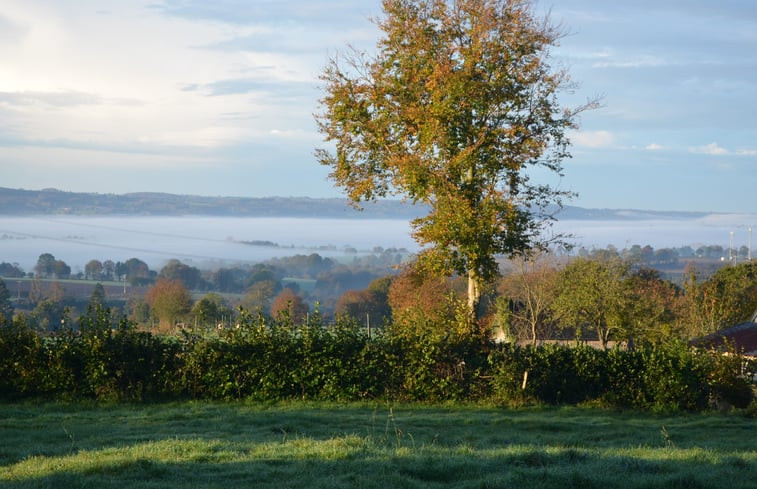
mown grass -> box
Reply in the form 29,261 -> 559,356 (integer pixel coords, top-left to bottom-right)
0,402 -> 755,488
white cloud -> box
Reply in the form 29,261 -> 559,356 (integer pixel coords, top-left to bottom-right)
645,143 -> 665,151
268,128 -> 320,142
591,54 -> 667,69
570,130 -> 615,148
688,143 -> 757,157
0,1 -> 323,153
690,142 -> 729,155
0,145 -> 213,170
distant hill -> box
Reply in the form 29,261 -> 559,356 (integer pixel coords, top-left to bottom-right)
0,187 -> 709,221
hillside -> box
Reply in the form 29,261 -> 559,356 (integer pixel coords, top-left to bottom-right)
0,187 -> 709,221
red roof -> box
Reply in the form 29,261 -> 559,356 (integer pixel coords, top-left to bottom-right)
692,322 -> 757,357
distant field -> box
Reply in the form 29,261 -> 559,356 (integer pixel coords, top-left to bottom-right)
1,402 -> 755,488
2,277 -> 145,307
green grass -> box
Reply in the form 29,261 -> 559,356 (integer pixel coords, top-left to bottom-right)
1,402 -> 755,488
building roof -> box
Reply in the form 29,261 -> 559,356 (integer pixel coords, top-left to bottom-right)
691,322 -> 757,357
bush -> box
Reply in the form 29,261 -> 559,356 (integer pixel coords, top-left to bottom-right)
488,343 -> 727,412
706,351 -> 754,410
0,314 -> 45,399
489,344 -> 608,406
1,310 -> 752,412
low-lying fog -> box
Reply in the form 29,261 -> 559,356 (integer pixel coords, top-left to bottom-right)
0,214 -> 754,273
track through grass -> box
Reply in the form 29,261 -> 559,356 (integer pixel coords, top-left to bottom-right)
1,402 -> 755,488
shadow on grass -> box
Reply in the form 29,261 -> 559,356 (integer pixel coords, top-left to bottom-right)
2,436 -> 756,489
1,403 -> 755,489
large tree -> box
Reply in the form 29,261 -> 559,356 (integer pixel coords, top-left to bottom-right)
317,0 -> 594,316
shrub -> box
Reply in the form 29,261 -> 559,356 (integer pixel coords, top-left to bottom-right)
706,351 -> 754,410
2,309 -> 752,412
488,343 -> 725,412
489,344 -> 609,406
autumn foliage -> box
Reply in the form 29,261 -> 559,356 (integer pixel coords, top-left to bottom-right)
144,278 -> 192,332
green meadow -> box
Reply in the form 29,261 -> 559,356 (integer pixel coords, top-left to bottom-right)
1,402 -> 755,488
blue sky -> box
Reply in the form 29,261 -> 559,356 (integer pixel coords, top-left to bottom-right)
0,0 -> 755,213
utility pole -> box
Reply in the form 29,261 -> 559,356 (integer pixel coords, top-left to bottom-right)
749,227 -> 753,261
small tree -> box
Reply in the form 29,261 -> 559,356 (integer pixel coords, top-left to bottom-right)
335,289 -> 373,319
335,276 -> 394,326
102,260 -> 116,281
387,263 -> 464,336
31,299 -> 65,331
317,0 -> 596,317
160,259 -> 203,290
552,257 -> 629,348
28,278 -> 44,304
192,293 -> 233,328
0,278 -> 13,325
681,261 -> 757,337
270,288 -> 309,324
625,268 -> 683,346
53,259 -> 71,279
497,254 -> 558,345
0,262 -> 25,278
34,253 -> 56,278
242,280 -> 280,313
84,260 -> 104,281
119,258 -> 153,286
89,283 -> 106,308
144,278 -> 192,332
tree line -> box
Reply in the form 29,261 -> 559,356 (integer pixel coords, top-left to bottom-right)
0,244 -> 754,343
1,250 -> 755,410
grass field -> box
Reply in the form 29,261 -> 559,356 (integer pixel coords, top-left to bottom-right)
0,402 -> 755,488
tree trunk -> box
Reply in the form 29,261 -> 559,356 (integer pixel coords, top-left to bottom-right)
467,269 -> 482,320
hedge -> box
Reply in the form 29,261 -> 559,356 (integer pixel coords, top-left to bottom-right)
0,307 -> 753,411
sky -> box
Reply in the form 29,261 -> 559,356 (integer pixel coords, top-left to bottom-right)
0,0 -> 756,213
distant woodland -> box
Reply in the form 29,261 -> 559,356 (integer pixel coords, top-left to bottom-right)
0,187 -> 425,218
0,187 -> 709,220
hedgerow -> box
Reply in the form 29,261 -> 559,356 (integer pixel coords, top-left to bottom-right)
0,306 -> 753,411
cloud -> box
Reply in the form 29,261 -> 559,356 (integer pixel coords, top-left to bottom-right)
592,54 -> 667,69
570,130 -> 615,148
690,142 -> 729,155
0,90 -> 103,107
0,13 -> 29,42
153,0 -> 376,27
183,77 -> 315,98
645,143 -> 665,151
0,144 -> 214,170
688,143 -> 757,156
268,128 -> 320,142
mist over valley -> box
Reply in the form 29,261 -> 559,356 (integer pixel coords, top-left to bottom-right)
0,189 -> 754,273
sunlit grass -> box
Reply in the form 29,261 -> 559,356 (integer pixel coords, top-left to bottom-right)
1,402 -> 755,488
